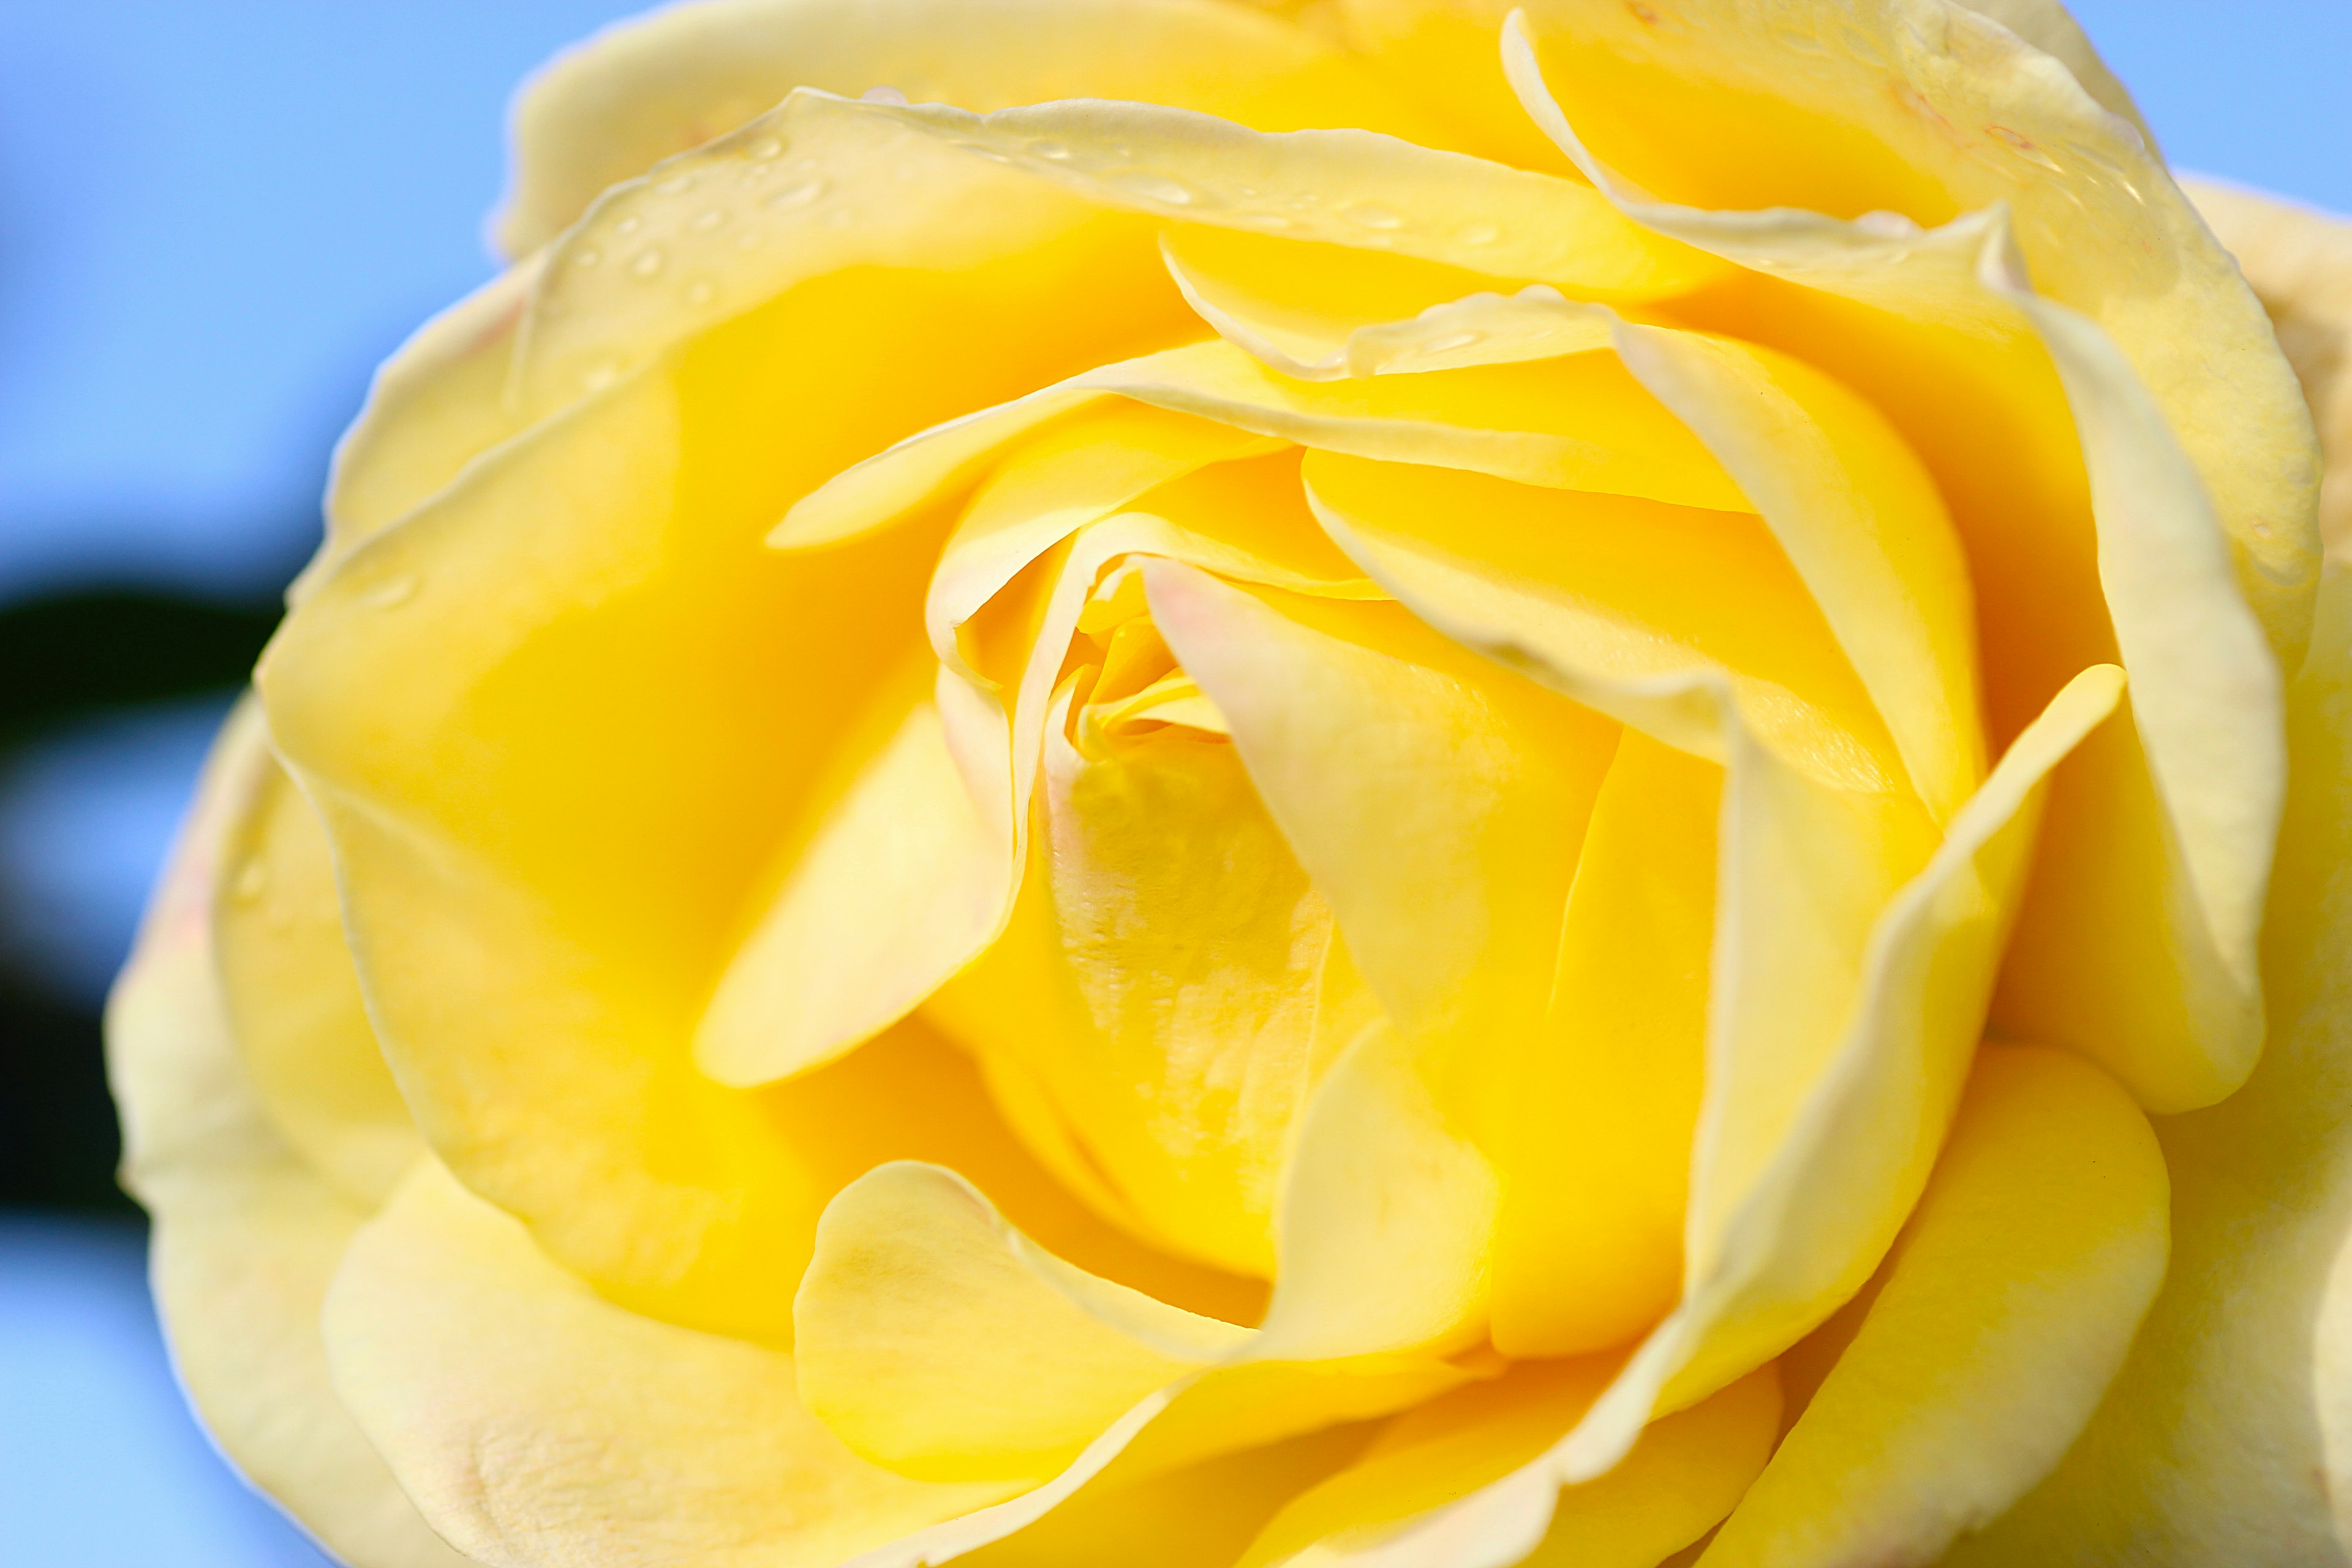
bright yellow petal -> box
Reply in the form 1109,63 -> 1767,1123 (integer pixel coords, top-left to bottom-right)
494,0 -> 1443,257
1144,561 -> 1616,1047
322,1159 -> 1009,1567
1559,665 -> 2122,1484
1159,226 -> 1621,382
108,703 -> 470,1568
695,679 -> 1010,1087
826,90 -> 1725,300
1493,1 -> 2318,660
1985,284 -> 2284,1110
1305,450 -> 1902,797
510,90 -> 1195,426
1950,567 -> 2352,1561
262,138 -> 1203,1333
1488,731 -> 1718,1359
1611,322 -> 1982,821
794,1161 -> 1244,1483
1706,1045 -> 2166,1567
1234,1366 -> 1781,1568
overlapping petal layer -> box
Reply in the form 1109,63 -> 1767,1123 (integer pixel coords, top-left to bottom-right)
110,4 -> 2343,1567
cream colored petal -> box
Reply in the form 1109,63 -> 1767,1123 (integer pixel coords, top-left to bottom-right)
1611,322 -> 1983,821
215,744 -> 420,1207
323,1159 -> 1009,1568
1949,568 -> 2352,1564
314,256 -> 540,583
793,1161 -> 1245,1483
1702,1045 -> 2166,1568
695,685 -> 1010,1087
1948,0 -> 2154,146
2188,181 -> 2352,559
494,0 -> 1439,257
819,89 -> 1725,299
108,701 -> 472,1568
1494,1 -> 2318,658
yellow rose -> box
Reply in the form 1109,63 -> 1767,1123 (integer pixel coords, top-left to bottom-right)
104,1 -> 2352,1563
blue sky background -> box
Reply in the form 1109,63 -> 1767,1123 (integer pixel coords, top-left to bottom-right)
0,2 -> 2344,1562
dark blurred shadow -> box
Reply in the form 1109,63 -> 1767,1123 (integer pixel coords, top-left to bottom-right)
0,578 -> 290,1210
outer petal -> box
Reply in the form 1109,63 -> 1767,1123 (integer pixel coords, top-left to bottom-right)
323,1159 -> 1011,1568
1485,0 -> 2319,653
1505,20 -> 2288,1111
107,703 -> 473,1568
1951,568 -> 2352,1565
1701,1044 -> 2166,1567
2189,182 -> 2352,557
495,0 -> 1443,256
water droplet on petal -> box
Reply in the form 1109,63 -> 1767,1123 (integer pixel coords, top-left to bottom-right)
631,248 -> 665,277
691,207 -> 728,230
1030,140 -> 1072,161
1853,208 -> 1921,239
861,84 -> 908,104
655,173 -> 695,195
232,860 -> 268,901
747,135 -> 785,161
584,363 -> 623,391
685,279 -> 717,306
1458,221 -> 1501,246
575,247 -> 602,268
1104,169 -> 1195,205
615,215 -> 644,238
1233,211 -> 1294,230
1420,331 -> 1483,355
1343,202 -> 1404,230
362,573 -> 420,609
766,176 -> 827,211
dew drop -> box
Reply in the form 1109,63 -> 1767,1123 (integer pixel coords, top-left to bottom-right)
1104,169 -> 1195,205
1342,201 -> 1405,230
861,84 -> 908,104
685,279 -> 717,306
691,207 -> 728,230
735,229 -> 765,250
1420,331 -> 1483,355
1853,208 -> 1921,239
615,215 -> 644,238
630,247 -> 666,277
574,247 -> 602,268
362,573 -> 420,609
232,859 -> 268,902
766,176 -> 827,211
584,363 -> 622,391
747,135 -> 785,161
1233,211 -> 1294,230
655,173 -> 696,195
1030,140 -> 1072,161
1458,221 -> 1501,246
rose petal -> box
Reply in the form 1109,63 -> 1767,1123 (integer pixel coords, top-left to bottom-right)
108,703 -> 470,1568
323,1159 -> 1010,1567
1611,322 -> 1983,821
494,0 -> 1439,257
1303,451 -> 1903,794
1705,1044 -> 2166,1567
